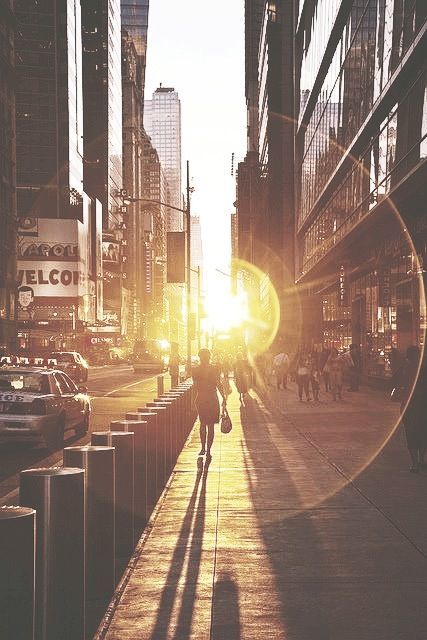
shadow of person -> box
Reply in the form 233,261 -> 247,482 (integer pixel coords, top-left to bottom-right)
149,466 -> 203,640
172,461 -> 210,640
211,572 -> 241,640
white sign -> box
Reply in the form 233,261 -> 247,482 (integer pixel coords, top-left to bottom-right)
17,262 -> 83,297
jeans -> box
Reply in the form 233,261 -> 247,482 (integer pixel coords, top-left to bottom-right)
297,374 -> 310,399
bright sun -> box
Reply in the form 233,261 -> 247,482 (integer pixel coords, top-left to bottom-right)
204,288 -> 249,333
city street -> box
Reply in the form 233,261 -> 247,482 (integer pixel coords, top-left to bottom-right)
0,364 -> 170,504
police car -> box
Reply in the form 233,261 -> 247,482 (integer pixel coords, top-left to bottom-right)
0,367 -> 90,450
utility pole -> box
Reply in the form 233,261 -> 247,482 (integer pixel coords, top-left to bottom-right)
197,265 -> 201,352
186,160 -> 191,371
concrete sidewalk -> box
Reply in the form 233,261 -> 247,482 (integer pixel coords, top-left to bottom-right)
98,382 -> 427,639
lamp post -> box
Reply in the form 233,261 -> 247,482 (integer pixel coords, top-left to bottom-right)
121,161 -> 193,369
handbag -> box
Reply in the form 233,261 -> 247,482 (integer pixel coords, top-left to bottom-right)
220,407 -> 232,434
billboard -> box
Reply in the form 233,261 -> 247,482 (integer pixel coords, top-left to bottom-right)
167,232 -> 186,283
17,218 -> 88,300
102,240 -> 120,264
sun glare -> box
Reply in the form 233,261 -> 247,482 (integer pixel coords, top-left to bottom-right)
205,288 -> 249,333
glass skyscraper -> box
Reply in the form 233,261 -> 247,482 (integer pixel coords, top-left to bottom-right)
121,0 -> 150,102
144,86 -> 182,230
295,0 -> 427,378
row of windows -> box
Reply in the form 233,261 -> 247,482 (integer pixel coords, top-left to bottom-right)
298,0 -> 426,227
300,71 -> 427,276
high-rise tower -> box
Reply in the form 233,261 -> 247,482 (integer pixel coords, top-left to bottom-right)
144,86 -> 182,230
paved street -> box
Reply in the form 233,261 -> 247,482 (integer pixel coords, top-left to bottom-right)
0,364 -> 171,503
98,381 -> 427,640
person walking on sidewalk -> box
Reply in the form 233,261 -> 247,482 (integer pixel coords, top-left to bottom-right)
192,348 -> 226,459
319,347 -> 331,392
296,352 -> 311,401
398,345 -> 427,473
234,353 -> 251,404
273,350 -> 290,390
327,348 -> 344,401
310,365 -> 321,401
343,343 -> 362,391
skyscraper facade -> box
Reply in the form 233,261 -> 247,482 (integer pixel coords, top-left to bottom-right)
82,0 -> 123,230
295,0 -> 427,379
15,0 -> 84,219
238,0 -> 296,341
0,0 -> 16,352
144,86 -> 182,230
82,0 -> 125,333
121,0 -> 150,105
14,0 -> 98,352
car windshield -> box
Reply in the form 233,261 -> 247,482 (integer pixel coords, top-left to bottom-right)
51,353 -> 75,363
0,372 -> 50,394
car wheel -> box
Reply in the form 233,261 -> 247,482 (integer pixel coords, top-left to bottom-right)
75,410 -> 89,437
47,415 -> 65,452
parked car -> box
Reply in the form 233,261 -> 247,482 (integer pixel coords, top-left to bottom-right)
0,367 -> 90,450
50,351 -> 89,382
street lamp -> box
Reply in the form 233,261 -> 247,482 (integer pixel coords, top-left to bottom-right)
120,160 -> 193,370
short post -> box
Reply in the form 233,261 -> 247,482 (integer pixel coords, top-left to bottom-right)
110,420 -> 148,533
20,468 -> 85,640
143,405 -> 168,481
129,410 -> 159,507
157,374 -> 164,396
91,431 -> 135,558
0,506 -> 36,640
63,447 -> 115,604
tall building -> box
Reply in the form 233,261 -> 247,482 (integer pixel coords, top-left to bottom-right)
141,130 -> 169,339
82,0 -> 126,334
190,216 -> 203,268
16,0 -> 84,219
0,0 -> 16,353
121,0 -> 150,105
295,0 -> 427,379
144,86 -> 182,229
245,0 -> 265,153
122,31 -> 145,339
82,0 -> 123,230
238,0 -> 296,343
15,0 -> 98,353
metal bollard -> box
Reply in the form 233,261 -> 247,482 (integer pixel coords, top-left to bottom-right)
157,374 -> 164,396
162,392 -> 184,454
20,468 -> 85,640
146,401 -> 175,472
143,405 -> 168,480
0,506 -> 36,640
91,431 -> 135,558
159,391 -> 182,459
110,420 -> 148,532
128,411 -> 159,507
155,398 -> 178,465
63,447 -> 115,604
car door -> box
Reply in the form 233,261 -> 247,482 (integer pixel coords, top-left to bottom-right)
53,372 -> 76,431
61,373 -> 84,424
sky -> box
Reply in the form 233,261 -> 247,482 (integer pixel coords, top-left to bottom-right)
145,0 -> 246,306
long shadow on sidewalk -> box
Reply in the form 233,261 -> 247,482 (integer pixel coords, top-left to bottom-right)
211,572 -> 241,640
149,458 -> 210,640
239,395 -> 331,638
239,393 -> 427,639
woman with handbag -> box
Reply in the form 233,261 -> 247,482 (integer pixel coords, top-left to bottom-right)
192,348 -> 226,459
